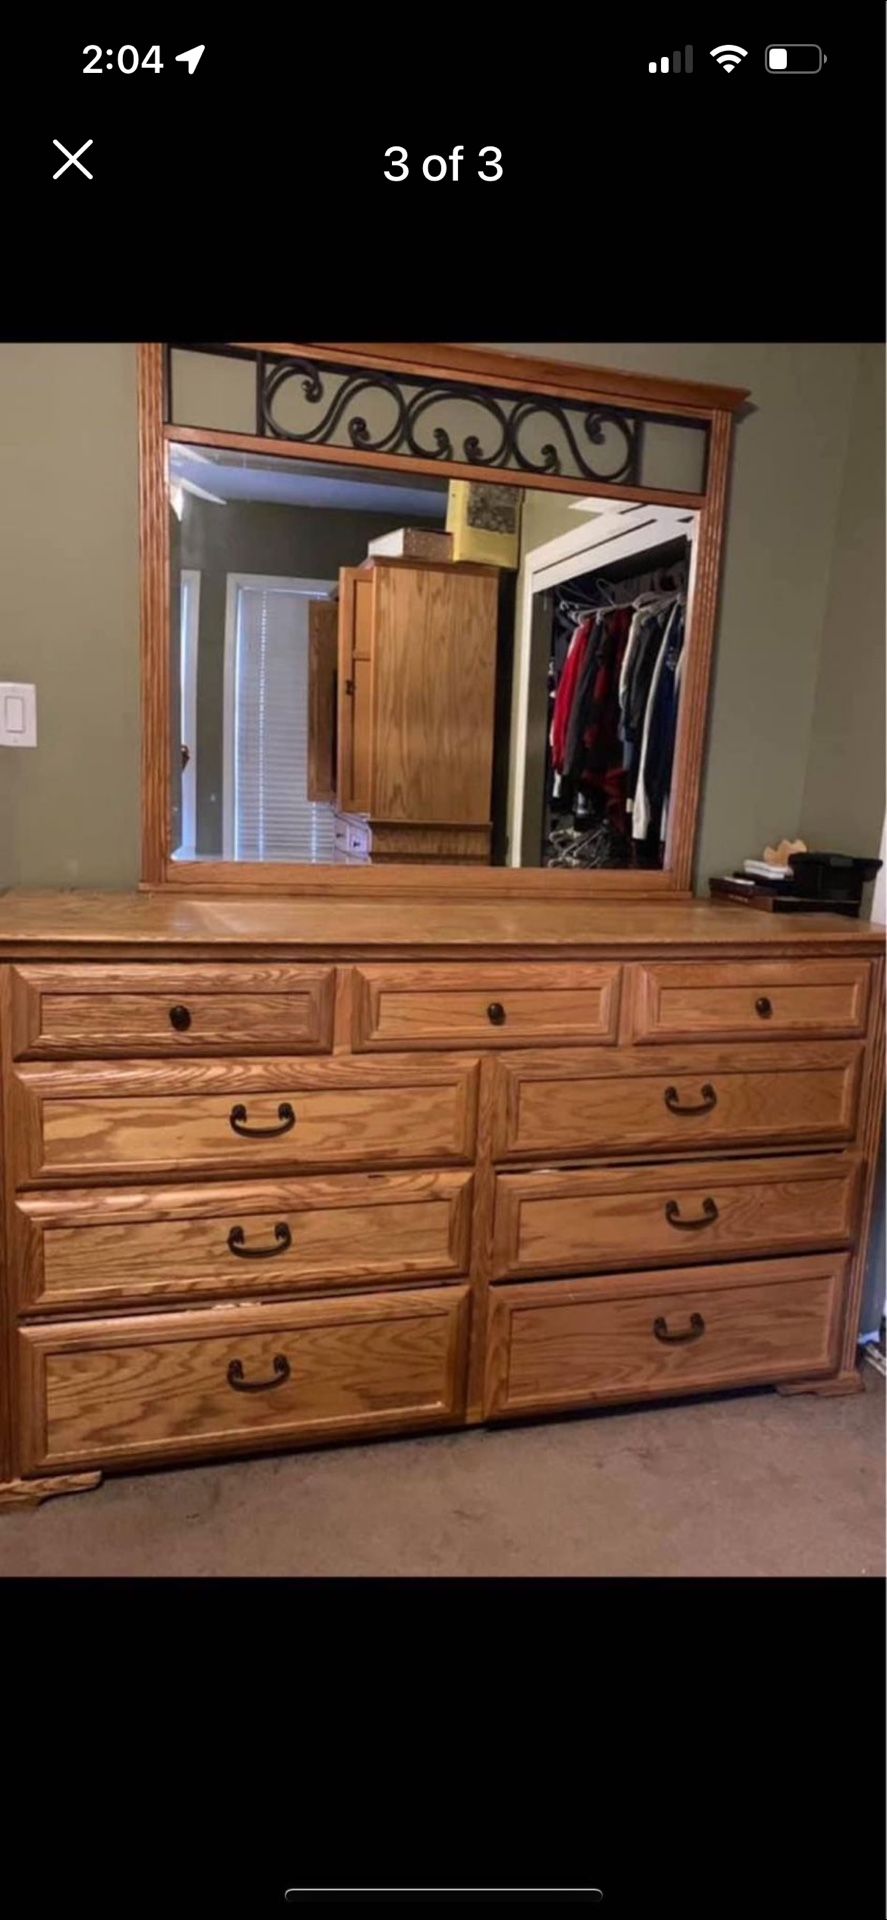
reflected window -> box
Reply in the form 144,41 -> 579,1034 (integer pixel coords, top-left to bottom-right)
223,577 -> 337,862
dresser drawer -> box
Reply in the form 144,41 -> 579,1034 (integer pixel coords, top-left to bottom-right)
15,1169 -> 474,1312
18,1286 -> 470,1472
631,959 -> 871,1043
10,963 -> 336,1058
351,963 -> 622,1050
484,1254 -> 848,1417
492,1153 -> 862,1279
12,1057 -> 479,1184
491,1042 -> 863,1161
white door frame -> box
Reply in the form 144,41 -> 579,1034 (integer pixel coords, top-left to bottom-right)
222,573 -> 335,860
506,500 -> 699,866
178,568 -> 201,859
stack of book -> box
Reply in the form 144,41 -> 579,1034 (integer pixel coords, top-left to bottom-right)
709,852 -> 881,917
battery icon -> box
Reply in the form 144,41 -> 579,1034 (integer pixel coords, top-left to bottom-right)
766,44 -> 825,72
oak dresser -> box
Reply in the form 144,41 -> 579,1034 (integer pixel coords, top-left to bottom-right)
0,890 -> 882,1506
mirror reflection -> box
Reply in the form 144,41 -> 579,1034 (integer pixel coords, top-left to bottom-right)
168,444 -> 698,869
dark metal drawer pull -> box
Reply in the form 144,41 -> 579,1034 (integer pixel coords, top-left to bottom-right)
487,1001 -> 506,1026
229,1102 -> 296,1138
227,1222 -> 292,1259
664,1083 -> 717,1115
664,1197 -> 719,1231
755,996 -> 773,1018
169,1004 -> 191,1031
653,1312 -> 706,1344
226,1353 -> 291,1392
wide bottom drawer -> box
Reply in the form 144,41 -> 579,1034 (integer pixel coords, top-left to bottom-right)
484,1254 -> 849,1418
19,1286 -> 470,1472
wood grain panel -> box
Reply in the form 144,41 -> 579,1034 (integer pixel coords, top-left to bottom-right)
351,962 -> 622,1050
365,824 -> 491,864
0,891 -> 881,954
493,1153 -> 862,1279
491,1042 -> 863,1161
350,658 -> 373,815
12,1055 -> 480,1183
372,563 -> 498,826
307,600 -> 339,803
19,1286 -> 470,1472
631,959 -> 871,1042
16,1170 -> 473,1311
337,569 -> 373,814
10,963 -> 336,1057
484,1255 -> 849,1417
666,408 -> 732,894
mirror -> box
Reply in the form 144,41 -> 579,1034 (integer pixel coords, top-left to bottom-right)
168,443 -> 698,871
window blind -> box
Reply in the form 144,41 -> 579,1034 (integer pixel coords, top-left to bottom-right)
233,585 -> 337,862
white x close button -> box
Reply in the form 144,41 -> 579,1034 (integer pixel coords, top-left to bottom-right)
53,139 -> 94,180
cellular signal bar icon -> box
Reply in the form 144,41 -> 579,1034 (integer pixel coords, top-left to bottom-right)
648,46 -> 694,73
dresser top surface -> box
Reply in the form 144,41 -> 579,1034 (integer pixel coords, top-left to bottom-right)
0,890 -> 882,956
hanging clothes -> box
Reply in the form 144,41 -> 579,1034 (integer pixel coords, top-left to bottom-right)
541,556 -> 688,869
632,601 -> 684,842
567,606 -> 633,822
622,603 -> 672,809
549,615 -> 592,791
660,647 -> 685,845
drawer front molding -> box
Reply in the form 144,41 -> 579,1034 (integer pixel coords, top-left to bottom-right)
485,1255 -> 849,1417
630,959 -> 871,1043
351,962 -> 622,1050
491,1042 -> 864,1161
11,963 -> 337,1058
492,1153 -> 862,1279
11,1056 -> 480,1184
20,1286 -> 471,1472
16,1170 -> 474,1311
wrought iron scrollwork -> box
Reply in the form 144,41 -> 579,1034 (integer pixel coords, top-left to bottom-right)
259,355 -> 640,484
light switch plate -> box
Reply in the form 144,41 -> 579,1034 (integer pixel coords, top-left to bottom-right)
0,682 -> 37,747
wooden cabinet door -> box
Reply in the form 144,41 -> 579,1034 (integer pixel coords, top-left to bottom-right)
307,600 -> 339,803
337,568 -> 374,813
373,562 -> 498,826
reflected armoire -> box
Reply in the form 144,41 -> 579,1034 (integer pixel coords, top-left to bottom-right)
0,340 -> 882,1506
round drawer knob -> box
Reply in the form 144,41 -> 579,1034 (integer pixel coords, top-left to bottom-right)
755,996 -> 773,1019
487,1002 -> 506,1027
169,1004 -> 192,1032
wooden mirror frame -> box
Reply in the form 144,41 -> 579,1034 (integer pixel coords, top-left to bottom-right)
139,340 -> 748,897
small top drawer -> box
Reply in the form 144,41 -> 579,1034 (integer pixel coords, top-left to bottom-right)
10,964 -> 336,1059
351,963 -> 622,1050
630,959 -> 871,1042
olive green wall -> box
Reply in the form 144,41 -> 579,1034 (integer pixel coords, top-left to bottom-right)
799,344 -> 886,857
0,341 -> 882,890
0,344 -> 140,886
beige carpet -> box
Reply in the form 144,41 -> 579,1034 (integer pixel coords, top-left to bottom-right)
1,1367 -> 883,1577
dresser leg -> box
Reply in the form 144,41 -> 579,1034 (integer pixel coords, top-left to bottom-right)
0,1472 -> 103,1511
776,1369 -> 865,1398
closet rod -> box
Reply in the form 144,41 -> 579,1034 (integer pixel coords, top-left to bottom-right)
554,587 -> 685,617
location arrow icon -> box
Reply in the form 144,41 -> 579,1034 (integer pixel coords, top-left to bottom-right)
175,45 -> 205,74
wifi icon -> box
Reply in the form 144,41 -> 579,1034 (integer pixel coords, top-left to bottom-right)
710,43 -> 748,71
